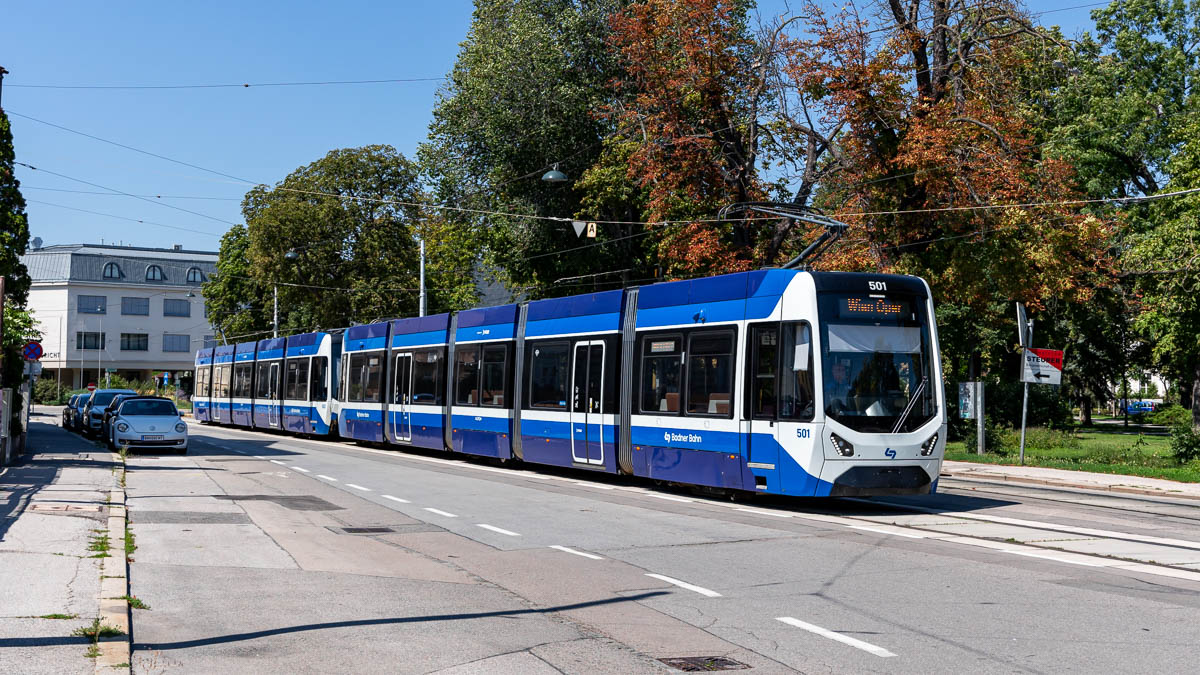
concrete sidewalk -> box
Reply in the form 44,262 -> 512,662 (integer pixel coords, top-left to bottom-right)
0,408 -> 122,673
941,459 -> 1200,500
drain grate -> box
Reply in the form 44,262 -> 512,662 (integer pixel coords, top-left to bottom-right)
213,495 -> 344,511
339,527 -> 396,535
658,657 -> 750,672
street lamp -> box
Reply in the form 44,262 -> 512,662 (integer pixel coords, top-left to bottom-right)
541,164 -> 568,183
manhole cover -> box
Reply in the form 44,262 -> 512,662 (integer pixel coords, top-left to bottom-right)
339,527 -> 396,535
658,657 -> 750,672
213,495 -> 344,511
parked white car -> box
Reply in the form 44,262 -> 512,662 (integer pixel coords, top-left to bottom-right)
108,397 -> 188,453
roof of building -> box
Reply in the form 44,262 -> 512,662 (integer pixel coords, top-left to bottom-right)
21,243 -> 218,284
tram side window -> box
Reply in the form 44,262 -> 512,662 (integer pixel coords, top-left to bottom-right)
641,336 -> 682,414
751,326 -> 778,418
286,359 -> 310,400
232,364 -> 252,398
455,346 -> 480,405
311,357 -> 328,401
412,349 -> 442,405
196,367 -> 210,397
687,331 -> 734,416
480,345 -> 507,407
363,354 -> 381,403
346,354 -> 364,402
255,362 -> 271,398
529,342 -> 569,409
779,322 -> 815,421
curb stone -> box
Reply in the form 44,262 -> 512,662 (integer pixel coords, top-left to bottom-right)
96,456 -> 131,673
940,470 -> 1200,501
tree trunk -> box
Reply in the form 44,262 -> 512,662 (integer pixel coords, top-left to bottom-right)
1081,397 -> 1092,426
1192,362 -> 1200,429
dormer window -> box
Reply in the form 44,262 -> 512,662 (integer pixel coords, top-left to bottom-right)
146,265 -> 164,281
186,266 -> 204,283
102,262 -> 122,279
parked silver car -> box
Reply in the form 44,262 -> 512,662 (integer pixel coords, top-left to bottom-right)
108,397 -> 188,453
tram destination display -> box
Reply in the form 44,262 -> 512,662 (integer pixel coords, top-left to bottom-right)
839,296 -> 910,319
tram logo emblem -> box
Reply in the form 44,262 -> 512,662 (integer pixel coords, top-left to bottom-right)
884,448 -> 897,459
664,431 -> 702,443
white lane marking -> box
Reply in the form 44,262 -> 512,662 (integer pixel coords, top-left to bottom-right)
736,507 -> 792,518
345,483 -> 372,492
644,573 -> 721,598
649,494 -> 692,503
576,482 -> 614,490
776,617 -> 896,658
269,459 -> 286,465
381,494 -> 410,504
292,467 -> 310,473
254,455 -> 265,459
316,474 -> 338,482
550,545 -> 603,560
424,508 -> 458,518
848,525 -> 925,539
477,524 -> 521,537
1001,549 -> 1104,567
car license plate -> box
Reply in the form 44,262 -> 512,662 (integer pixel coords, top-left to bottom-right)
142,435 -> 164,441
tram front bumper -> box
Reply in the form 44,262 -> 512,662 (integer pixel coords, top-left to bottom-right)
826,464 -> 934,496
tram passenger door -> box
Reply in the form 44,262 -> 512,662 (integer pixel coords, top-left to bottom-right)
392,352 -> 413,442
268,362 -> 281,428
747,325 -> 781,476
570,341 -> 605,465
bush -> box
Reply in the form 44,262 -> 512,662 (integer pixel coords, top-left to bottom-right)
983,379 -> 1074,430
1152,404 -> 1193,427
1170,424 -> 1200,464
33,378 -> 70,405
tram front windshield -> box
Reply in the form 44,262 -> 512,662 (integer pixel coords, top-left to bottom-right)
818,292 -> 937,433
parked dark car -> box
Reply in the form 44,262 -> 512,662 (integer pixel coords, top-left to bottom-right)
62,394 -> 81,429
82,389 -> 137,437
100,393 -> 142,440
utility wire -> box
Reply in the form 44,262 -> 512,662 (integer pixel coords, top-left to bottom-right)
7,77 -> 446,90
27,199 -> 221,237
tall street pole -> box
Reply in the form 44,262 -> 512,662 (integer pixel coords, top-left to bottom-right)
418,236 -> 426,318
273,284 -> 278,338
0,65 -> 7,109
1018,320 -> 1033,466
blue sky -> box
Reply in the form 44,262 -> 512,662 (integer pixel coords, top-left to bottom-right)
2,1 -> 1103,252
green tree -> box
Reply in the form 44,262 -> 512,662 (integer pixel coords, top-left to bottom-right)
422,0 -> 655,298
239,145 -> 472,334
1,110 -> 32,434
202,225 -> 270,342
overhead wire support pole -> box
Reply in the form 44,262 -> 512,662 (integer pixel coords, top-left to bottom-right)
419,236 -> 426,318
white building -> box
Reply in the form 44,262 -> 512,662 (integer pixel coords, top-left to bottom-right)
21,243 -> 218,392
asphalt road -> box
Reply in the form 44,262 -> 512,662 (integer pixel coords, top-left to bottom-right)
120,420 -> 1200,674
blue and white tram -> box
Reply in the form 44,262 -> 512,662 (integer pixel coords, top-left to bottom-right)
193,347 -> 214,423
281,331 -> 342,435
448,305 -> 518,458
340,322 -> 390,442
252,337 -> 286,430
211,344 -> 235,424
231,341 -> 257,427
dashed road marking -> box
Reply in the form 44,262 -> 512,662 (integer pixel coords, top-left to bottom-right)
776,617 -> 896,658
424,508 -> 457,518
576,482 -> 614,489
648,494 -> 692,503
292,467 -> 310,473
549,545 -> 602,560
316,475 -> 338,482
736,507 -> 792,518
381,494 -> 410,504
345,483 -> 371,492
477,524 -> 521,536
253,455 -> 265,459
269,459 -> 286,465
644,573 -> 721,598
848,525 -> 925,539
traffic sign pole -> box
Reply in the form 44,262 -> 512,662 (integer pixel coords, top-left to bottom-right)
1019,321 -> 1033,466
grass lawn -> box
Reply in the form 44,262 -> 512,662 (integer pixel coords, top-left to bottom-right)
946,428 -> 1200,483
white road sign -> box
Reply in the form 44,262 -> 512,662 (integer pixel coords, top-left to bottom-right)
1021,348 -> 1063,386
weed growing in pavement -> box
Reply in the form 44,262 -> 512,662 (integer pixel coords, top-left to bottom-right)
124,524 -> 136,557
73,617 -> 125,658
120,595 -> 149,610
84,644 -> 100,659
87,533 -> 110,557
36,613 -> 78,620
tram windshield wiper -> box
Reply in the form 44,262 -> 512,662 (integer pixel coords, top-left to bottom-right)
891,375 -> 928,434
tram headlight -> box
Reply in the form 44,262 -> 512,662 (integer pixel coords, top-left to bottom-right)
830,433 -> 854,457
920,432 -> 939,456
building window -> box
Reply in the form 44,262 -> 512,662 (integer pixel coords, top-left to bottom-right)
77,295 -> 107,314
145,265 -> 164,281
163,299 -> 191,317
102,262 -> 121,279
186,267 -> 204,283
202,335 -> 216,348
121,297 -> 150,316
163,334 -> 190,352
76,332 -> 105,350
120,333 -> 149,351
